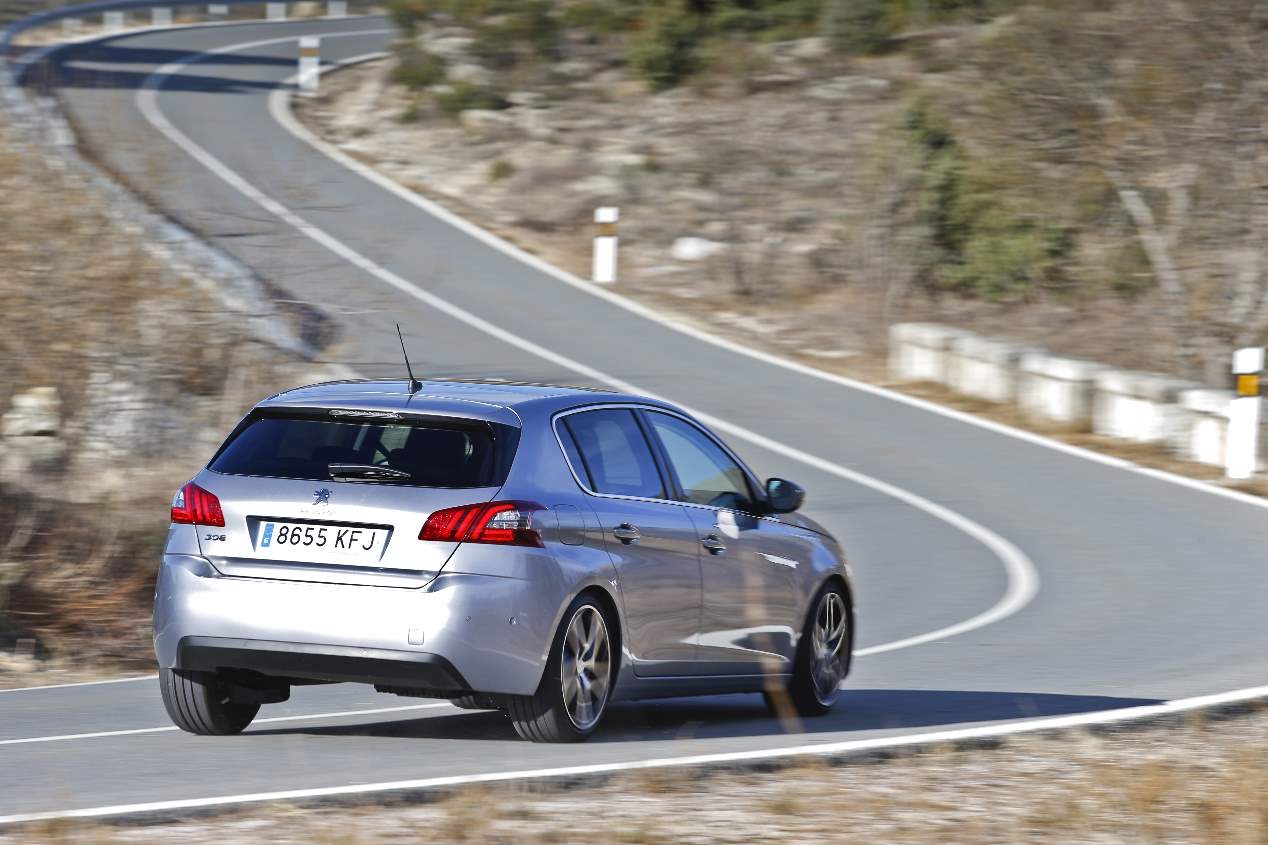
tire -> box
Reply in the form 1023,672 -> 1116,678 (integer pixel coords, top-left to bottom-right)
159,667 -> 260,736
449,694 -> 500,711
506,594 -> 616,742
786,582 -> 851,717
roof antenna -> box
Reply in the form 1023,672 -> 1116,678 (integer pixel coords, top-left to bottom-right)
396,323 -> 422,394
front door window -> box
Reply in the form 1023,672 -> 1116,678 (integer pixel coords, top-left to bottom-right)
643,412 -> 753,512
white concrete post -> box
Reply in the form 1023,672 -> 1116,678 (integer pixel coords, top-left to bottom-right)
327,0 -> 347,17
1226,347 -> 1263,479
61,17 -> 81,35
103,11 -> 125,30
266,2 -> 286,20
208,4 -> 228,16
151,7 -> 172,26
592,207 -> 619,284
298,36 -> 320,94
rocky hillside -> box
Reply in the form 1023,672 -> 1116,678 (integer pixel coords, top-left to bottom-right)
300,0 -> 1267,386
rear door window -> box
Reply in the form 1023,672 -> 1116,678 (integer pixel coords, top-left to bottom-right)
563,409 -> 665,499
210,414 -> 512,488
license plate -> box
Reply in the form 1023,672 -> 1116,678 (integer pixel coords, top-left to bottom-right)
257,521 -> 387,559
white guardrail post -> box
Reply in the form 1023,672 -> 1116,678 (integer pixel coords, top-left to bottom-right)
266,2 -> 286,21
151,7 -> 172,26
592,206 -> 618,284
208,4 -> 228,17
327,0 -> 347,17
61,17 -> 81,34
102,10 -> 124,30
298,36 -> 320,94
1226,347 -> 1263,479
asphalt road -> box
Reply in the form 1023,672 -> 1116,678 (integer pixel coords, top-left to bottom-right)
4,16 -> 1268,821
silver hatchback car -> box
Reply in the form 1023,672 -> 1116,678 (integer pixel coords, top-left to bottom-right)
155,379 -> 854,741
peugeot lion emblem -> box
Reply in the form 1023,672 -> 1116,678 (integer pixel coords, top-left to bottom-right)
313,488 -> 332,506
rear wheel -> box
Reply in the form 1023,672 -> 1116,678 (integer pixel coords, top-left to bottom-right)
786,583 -> 850,717
159,667 -> 259,735
506,595 -> 615,742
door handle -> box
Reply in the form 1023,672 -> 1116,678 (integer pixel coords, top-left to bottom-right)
612,523 -> 641,544
701,533 -> 727,554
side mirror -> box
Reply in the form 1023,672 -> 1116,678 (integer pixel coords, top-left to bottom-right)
764,477 -> 804,514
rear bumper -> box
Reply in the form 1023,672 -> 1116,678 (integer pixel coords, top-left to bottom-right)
154,553 -> 562,696
178,637 -> 473,692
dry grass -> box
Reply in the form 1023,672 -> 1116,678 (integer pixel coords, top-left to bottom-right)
9,705 -> 1266,844
0,113 -> 317,681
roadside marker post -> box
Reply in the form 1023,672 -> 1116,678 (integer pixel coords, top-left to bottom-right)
1226,347 -> 1263,480
266,2 -> 286,21
592,207 -> 619,284
327,0 -> 347,17
208,4 -> 228,17
298,36 -> 320,94
103,10 -> 124,30
151,7 -> 172,26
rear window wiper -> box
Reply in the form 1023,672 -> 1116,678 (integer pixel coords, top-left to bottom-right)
327,463 -> 413,482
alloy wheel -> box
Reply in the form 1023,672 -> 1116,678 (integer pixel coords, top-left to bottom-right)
560,604 -> 612,731
810,591 -> 848,706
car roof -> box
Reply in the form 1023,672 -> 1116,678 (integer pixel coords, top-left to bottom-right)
257,378 -> 668,426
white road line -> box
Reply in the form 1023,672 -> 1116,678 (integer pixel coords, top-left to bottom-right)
136,31 -> 1038,661
3,682 -> 1267,827
0,674 -> 157,694
0,702 -> 451,746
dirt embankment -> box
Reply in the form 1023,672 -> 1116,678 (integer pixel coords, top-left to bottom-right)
0,113 -> 327,685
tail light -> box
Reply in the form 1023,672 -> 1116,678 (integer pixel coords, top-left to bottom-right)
420,501 -> 545,548
171,482 -> 225,527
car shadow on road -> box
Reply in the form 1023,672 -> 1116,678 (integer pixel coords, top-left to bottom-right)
248,689 -> 1163,743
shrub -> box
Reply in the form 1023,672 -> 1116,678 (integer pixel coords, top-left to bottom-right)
435,83 -> 511,117
510,0 -> 562,57
398,102 -> 425,123
630,4 -> 705,90
820,0 -> 892,55
560,0 -> 645,35
384,0 -> 440,35
468,0 -> 561,71
391,48 -> 447,89
385,0 -> 535,34
712,0 -> 824,37
904,100 -> 1072,301
488,158 -> 517,181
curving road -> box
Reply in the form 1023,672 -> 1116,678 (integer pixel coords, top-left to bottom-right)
4,16 -> 1268,823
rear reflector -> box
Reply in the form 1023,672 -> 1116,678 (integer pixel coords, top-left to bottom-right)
420,501 -> 544,547
171,482 -> 225,527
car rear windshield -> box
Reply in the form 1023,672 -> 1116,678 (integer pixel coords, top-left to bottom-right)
209,411 -> 517,488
